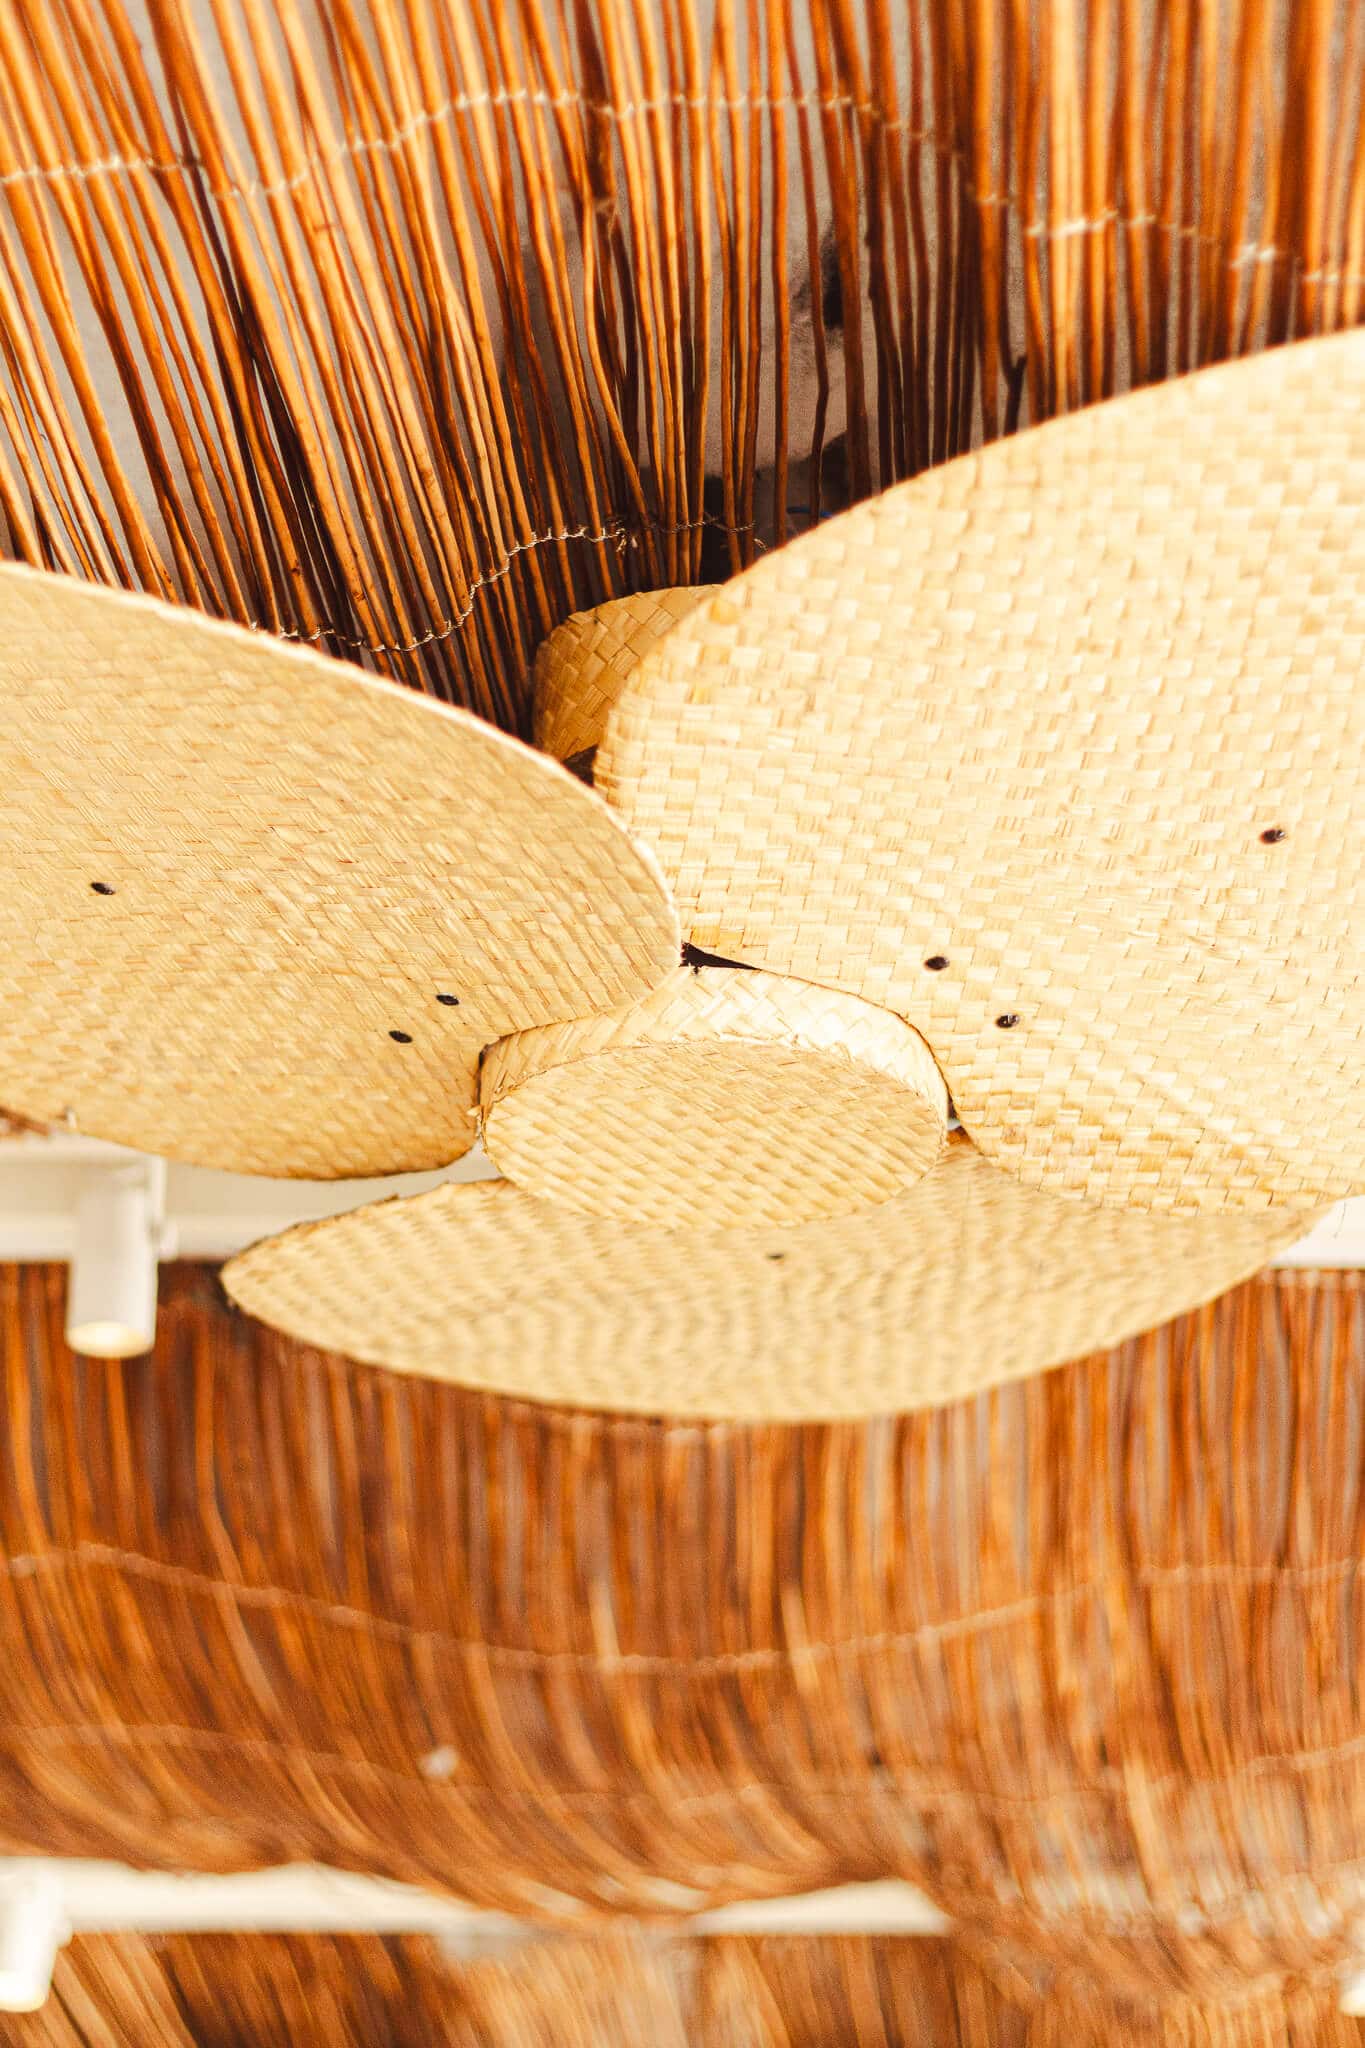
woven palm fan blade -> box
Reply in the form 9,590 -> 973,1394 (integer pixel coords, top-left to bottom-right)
0,567 -> 676,1177
222,1136 -> 1309,1418
596,331 -> 1365,1216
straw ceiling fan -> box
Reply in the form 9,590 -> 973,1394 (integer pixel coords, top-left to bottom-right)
0,328 -> 1358,1419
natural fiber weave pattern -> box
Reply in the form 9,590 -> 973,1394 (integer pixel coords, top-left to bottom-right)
481,966 -> 948,1227
223,1134 -> 1302,1416
0,1265 -> 1362,2002
4,1932 -> 1360,2046
1,1 -> 1363,726
534,588 -> 705,761
0,566 -> 676,1178
598,333 -> 1365,1216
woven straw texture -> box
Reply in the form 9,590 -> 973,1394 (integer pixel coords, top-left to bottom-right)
222,1133 -> 1303,1417
598,331 -> 1365,1218
481,965 -> 949,1227
4,1932 -> 1362,2046
0,566 -> 676,1179
534,588 -> 706,760
0,1265 -> 1362,2007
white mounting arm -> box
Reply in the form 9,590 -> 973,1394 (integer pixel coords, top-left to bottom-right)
0,1862 -> 950,2011
64,1156 -> 170,1358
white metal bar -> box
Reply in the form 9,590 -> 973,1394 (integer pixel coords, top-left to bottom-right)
0,1861 -> 946,1941
0,1142 -> 500,1262
0,1860 -> 949,2009
696,1880 -> 949,1937
2,1860 -> 1362,2014
1269,1198 -> 1365,1268
0,1139 -> 1356,1265
1340,1970 -> 1365,2016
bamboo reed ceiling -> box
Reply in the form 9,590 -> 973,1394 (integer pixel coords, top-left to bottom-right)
0,1265 -> 1360,2009
1,0 -> 1363,728
3,1931 -> 1364,2045
4,0 -> 1365,2033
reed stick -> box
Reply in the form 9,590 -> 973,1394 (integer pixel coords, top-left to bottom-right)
0,0 -> 1359,728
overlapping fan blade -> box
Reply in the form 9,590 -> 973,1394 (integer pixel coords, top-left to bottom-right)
534,586 -> 706,763
595,331 -> 1365,1214
222,1135 -> 1308,1419
480,965 -> 951,1227
0,568 -> 678,1178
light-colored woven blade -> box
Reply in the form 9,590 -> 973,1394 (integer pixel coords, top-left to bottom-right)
222,1133 -> 1307,1419
481,965 -> 948,1226
0,568 -> 678,1179
597,332 -> 1365,1216
533,587 -> 705,762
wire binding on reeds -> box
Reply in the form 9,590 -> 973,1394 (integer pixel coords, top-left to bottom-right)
0,2 -> 1361,729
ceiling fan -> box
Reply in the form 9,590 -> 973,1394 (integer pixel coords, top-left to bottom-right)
0,328 -> 1359,1419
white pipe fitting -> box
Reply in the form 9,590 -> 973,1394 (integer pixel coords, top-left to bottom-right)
64,1157 -> 167,1359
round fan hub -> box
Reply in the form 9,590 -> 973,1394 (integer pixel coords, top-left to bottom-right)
533,586 -> 704,765
480,966 -> 950,1228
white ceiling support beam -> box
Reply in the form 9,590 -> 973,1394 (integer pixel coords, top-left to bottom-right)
0,1136 -> 499,1264
0,1136 -> 1357,1265
1339,1970 -> 1365,2016
696,1880 -> 950,1937
1267,1198 -> 1365,1267
0,1861 -> 949,2011
0,1872 -> 64,2014
5,1859 -> 1365,2018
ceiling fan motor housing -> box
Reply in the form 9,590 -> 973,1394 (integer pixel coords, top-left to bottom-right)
480,966 -> 952,1229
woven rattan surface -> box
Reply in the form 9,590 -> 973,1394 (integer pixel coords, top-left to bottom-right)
224,1134 -> 1305,1417
0,568 -> 677,1178
534,588 -> 705,761
481,965 -> 949,1226
598,333 -> 1365,1216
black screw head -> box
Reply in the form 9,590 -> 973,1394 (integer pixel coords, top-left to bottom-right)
995,1013 -> 1021,1030
389,1029 -> 413,1044
90,881 -> 116,896
923,955 -> 949,972
1260,827 -> 1287,844
435,993 -> 460,1007
766,1251 -> 786,1262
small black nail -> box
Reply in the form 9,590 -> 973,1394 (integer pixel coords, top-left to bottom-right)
995,1013 -> 1021,1030
1260,827 -> 1287,844
924,955 -> 949,972
435,993 -> 460,1007
90,881 -> 116,896
389,1030 -> 413,1044
767,1251 -> 786,1262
